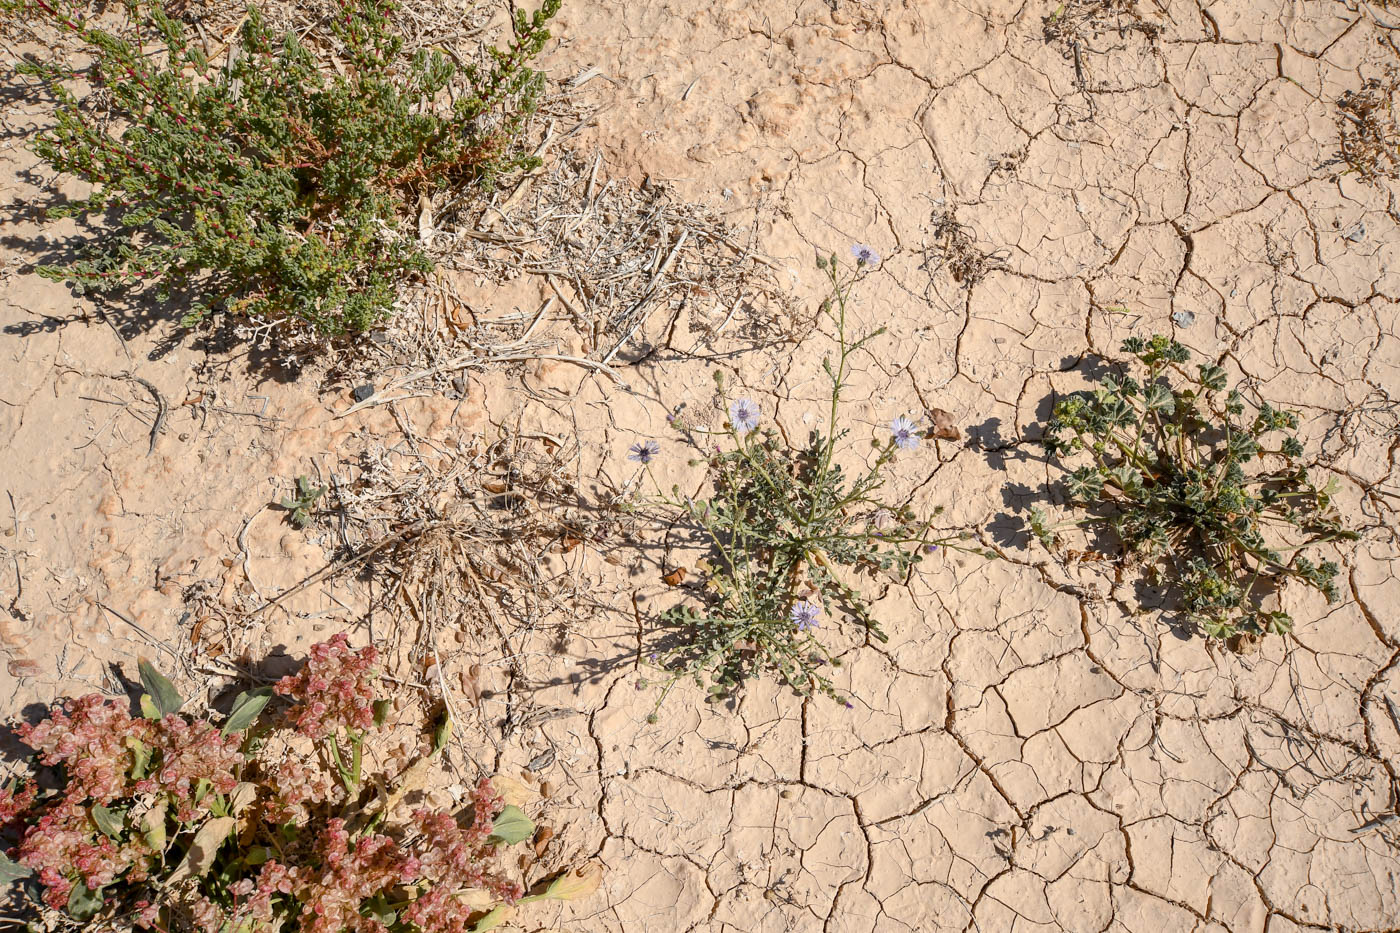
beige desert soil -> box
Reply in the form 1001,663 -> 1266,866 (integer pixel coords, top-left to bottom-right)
4,0 -> 1400,930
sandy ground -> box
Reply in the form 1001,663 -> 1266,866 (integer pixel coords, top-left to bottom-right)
4,0 -> 1400,930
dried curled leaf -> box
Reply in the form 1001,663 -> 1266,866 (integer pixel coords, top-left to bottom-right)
228,782 -> 258,814
489,773 -> 537,809
522,862 -> 604,902
166,816 -> 235,885
141,800 -> 167,852
926,407 -> 960,441
456,888 -> 498,910
468,904 -> 515,932
351,756 -> 434,832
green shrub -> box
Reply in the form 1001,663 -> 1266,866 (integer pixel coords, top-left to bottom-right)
8,0 -> 559,335
629,251 -> 981,711
1033,335 -> 1356,638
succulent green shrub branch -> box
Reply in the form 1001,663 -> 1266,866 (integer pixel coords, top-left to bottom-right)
7,0 -> 560,335
1034,335 -> 1356,638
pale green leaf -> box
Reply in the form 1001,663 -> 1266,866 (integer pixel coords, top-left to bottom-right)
221,687 -> 273,735
138,658 -> 182,716
487,804 -> 534,845
91,804 -> 125,839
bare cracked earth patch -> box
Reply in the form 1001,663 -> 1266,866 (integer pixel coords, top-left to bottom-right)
3,0 -> 1400,931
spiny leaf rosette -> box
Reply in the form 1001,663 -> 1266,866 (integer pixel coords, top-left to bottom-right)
0,634 -> 595,932
8,0 -> 560,336
1033,335 -> 1356,640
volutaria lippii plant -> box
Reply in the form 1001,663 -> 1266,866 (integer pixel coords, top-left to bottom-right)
7,0 -> 560,336
626,247 -> 985,715
1031,335 -> 1356,640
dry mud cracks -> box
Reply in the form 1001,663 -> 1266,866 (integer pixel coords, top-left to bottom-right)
4,0 -> 1400,931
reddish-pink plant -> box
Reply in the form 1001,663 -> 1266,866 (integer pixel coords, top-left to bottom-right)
16,694 -> 152,804
17,801 -> 153,909
268,757 -> 344,824
0,782 -> 36,826
0,633 -> 566,932
143,715 -> 243,822
298,820 -> 416,933
274,632 -> 379,740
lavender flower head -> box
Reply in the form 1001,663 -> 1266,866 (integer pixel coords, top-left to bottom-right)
851,243 -> 880,266
791,600 -> 821,632
890,414 -> 920,450
729,398 -> 760,435
628,440 -> 661,464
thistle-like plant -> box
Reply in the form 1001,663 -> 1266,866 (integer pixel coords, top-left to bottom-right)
0,635 -> 599,932
7,0 -> 560,336
630,251 -> 980,712
1033,335 -> 1356,639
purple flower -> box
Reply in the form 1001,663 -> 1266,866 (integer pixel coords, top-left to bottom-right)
924,543 -> 940,554
851,244 -> 880,266
791,600 -> 821,632
890,415 -> 920,450
628,440 -> 661,463
729,398 -> 760,435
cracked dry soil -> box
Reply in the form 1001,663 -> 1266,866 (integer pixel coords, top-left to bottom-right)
4,0 -> 1400,931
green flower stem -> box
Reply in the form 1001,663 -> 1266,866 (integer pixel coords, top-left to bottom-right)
326,733 -> 360,794
351,731 -> 364,789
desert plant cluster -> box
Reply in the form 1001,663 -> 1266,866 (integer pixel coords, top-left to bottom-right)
2,0 -> 1388,928
0,635 -> 598,932
6,0 -> 557,335
629,253 -> 983,710
1032,335 -> 1356,639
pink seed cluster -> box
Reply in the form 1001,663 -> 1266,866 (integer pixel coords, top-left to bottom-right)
267,757 -> 344,825
274,632 -> 379,739
1,637 -> 532,930
9,694 -> 246,909
190,859 -> 300,932
296,820 -> 418,933
142,715 -> 243,822
18,803 -> 153,908
12,696 -> 158,908
176,785 -> 520,933
403,779 -> 524,932
0,782 -> 37,828
18,694 -> 151,803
